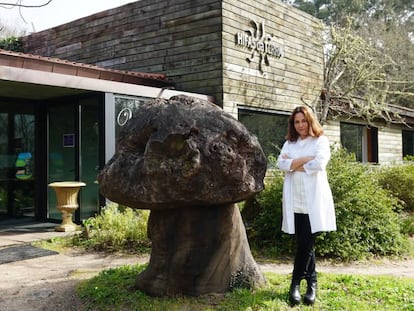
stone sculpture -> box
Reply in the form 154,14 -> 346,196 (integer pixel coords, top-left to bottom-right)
98,95 -> 267,296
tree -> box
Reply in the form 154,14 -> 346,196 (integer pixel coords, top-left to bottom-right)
282,0 -> 413,27
0,0 -> 53,9
0,15 -> 25,50
0,0 -> 53,37
315,20 -> 409,125
356,18 -> 414,110
283,0 -> 414,122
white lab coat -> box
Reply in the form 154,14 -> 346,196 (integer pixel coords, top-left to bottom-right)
277,135 -> 337,234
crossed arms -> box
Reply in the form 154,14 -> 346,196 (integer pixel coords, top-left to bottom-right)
281,154 -> 314,172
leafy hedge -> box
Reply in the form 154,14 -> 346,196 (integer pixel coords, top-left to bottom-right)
242,148 -> 410,261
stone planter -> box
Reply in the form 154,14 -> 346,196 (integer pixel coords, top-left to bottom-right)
48,181 -> 86,232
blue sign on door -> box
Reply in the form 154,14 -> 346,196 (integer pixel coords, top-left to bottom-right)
63,134 -> 75,147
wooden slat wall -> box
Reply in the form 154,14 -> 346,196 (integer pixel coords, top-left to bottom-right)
21,0 -> 408,163
322,121 -> 341,146
221,0 -> 324,116
23,0 -> 224,104
378,126 -> 403,163
23,0 -> 323,113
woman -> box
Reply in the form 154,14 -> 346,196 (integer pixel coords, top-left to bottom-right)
277,105 -> 336,306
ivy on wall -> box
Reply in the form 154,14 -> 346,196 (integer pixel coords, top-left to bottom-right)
0,36 -> 23,52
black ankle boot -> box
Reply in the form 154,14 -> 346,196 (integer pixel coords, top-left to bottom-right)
303,278 -> 317,305
289,279 -> 301,305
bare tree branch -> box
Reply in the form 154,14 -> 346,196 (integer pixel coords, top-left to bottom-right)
0,0 -> 53,8
310,17 -> 414,126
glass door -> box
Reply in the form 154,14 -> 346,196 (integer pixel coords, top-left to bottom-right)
47,103 -> 76,220
0,112 -> 8,216
47,98 -> 100,222
79,98 -> 100,220
0,105 -> 36,219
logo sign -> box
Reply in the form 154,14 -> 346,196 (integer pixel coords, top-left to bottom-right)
117,108 -> 133,126
235,20 -> 283,75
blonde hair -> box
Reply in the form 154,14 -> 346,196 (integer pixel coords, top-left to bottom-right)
286,106 -> 323,141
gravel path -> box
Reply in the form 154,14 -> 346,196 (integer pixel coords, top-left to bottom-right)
1,248 -> 413,311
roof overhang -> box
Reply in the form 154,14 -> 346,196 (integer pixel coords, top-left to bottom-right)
0,65 -> 214,102
0,49 -> 214,102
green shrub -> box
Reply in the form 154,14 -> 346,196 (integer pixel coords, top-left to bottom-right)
0,36 -> 23,52
400,213 -> 414,237
403,155 -> 414,161
320,148 -> 408,260
374,163 -> 414,212
242,169 -> 294,256
76,203 -> 151,253
244,148 -> 410,261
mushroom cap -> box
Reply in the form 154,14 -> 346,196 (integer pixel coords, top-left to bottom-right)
98,95 -> 267,209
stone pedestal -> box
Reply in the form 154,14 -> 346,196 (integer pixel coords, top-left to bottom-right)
49,181 -> 86,232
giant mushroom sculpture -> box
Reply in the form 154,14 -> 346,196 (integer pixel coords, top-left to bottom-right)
98,95 -> 267,296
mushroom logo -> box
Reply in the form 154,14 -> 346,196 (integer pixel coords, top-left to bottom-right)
235,20 -> 283,76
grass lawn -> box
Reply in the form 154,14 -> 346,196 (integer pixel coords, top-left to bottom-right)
76,263 -> 414,311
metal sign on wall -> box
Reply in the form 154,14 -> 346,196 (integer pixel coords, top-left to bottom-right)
235,20 -> 284,76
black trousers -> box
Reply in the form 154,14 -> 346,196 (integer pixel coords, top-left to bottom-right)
292,213 -> 317,281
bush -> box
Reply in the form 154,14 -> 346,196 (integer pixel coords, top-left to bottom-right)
400,213 -> 414,237
320,148 -> 408,260
243,148 -> 410,261
0,36 -> 23,52
76,203 -> 151,253
374,163 -> 414,212
242,169 -> 294,257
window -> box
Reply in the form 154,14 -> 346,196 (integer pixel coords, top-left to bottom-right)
402,130 -> 414,158
115,96 -> 149,138
340,122 -> 378,163
238,109 -> 288,158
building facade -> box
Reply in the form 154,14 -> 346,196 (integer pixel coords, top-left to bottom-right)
22,0 -> 414,163
2,0 -> 413,223
0,49 -> 211,222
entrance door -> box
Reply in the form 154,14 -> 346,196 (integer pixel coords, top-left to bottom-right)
47,98 -> 100,222
47,103 -> 76,220
0,104 -> 36,219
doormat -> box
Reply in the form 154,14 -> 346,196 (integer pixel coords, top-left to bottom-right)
0,245 -> 58,265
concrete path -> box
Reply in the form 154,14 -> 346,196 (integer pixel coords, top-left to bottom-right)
0,219 -> 75,247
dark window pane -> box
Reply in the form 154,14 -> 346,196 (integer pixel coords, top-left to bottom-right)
340,123 -> 364,162
238,110 -> 288,158
403,130 -> 414,157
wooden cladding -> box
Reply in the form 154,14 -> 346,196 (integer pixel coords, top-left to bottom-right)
221,0 -> 323,113
23,0 -> 323,111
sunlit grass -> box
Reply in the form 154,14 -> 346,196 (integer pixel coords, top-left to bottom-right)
32,235 -> 78,253
77,264 -> 414,311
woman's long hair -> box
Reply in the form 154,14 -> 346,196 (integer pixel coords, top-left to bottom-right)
286,106 -> 323,142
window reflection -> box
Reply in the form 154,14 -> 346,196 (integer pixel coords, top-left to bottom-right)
238,109 -> 288,159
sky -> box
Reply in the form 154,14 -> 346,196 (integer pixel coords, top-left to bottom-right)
0,0 -> 135,33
